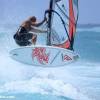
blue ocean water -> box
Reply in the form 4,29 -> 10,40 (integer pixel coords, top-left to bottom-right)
0,93 -> 73,100
0,25 -> 100,100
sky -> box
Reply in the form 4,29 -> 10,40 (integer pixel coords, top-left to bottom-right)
78,0 -> 100,24
0,0 -> 100,24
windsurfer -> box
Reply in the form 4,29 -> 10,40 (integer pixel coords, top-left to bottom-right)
13,16 -> 47,46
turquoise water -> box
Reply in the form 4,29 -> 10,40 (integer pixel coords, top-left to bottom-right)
0,93 -> 73,100
75,31 -> 100,63
0,25 -> 100,100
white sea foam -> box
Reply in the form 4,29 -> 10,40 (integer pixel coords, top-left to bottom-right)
0,75 -> 92,100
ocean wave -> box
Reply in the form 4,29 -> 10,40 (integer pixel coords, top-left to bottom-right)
0,75 -> 92,100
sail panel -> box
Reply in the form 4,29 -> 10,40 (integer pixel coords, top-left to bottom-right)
50,0 -> 78,50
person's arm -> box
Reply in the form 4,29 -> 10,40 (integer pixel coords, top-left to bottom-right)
31,17 -> 47,27
30,27 -> 47,33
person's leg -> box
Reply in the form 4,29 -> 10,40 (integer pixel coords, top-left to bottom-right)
32,34 -> 37,45
24,33 -> 37,45
14,33 -> 32,46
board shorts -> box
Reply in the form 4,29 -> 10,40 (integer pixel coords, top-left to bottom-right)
13,27 -> 35,46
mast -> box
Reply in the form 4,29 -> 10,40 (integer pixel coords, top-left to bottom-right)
47,0 -> 55,45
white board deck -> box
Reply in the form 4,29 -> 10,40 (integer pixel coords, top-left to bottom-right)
10,46 -> 78,67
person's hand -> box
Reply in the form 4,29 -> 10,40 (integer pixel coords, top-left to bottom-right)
44,9 -> 50,17
44,17 -> 47,21
45,9 -> 50,14
43,16 -> 48,23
